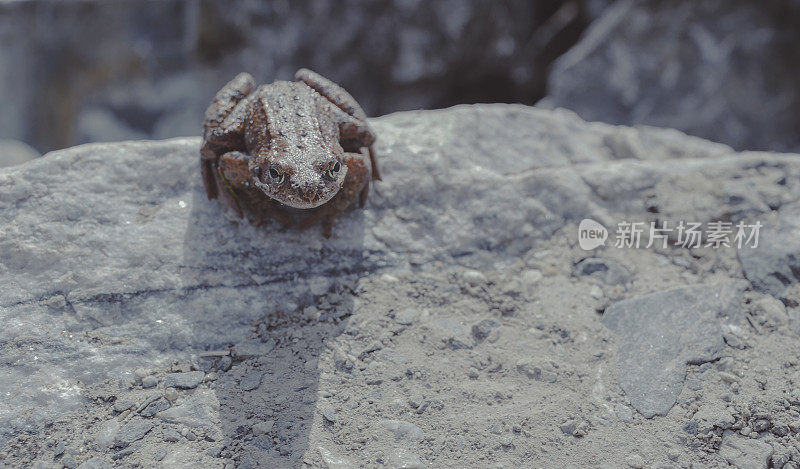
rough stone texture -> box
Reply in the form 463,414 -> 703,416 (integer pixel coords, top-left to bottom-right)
601,281 -> 747,417
163,371 -> 204,390
2,105 -> 800,467
738,203 -> 800,302
720,431 -> 774,469
114,420 -> 154,448
541,0 -> 800,153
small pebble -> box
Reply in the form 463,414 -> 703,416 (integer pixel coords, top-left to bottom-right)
163,371 -> 204,390
141,375 -> 158,388
752,419 -> 771,432
667,448 -> 680,461
462,269 -> 487,286
217,356 -> 232,371
240,371 -> 264,391
408,392 -> 423,409
164,387 -> 179,402
380,273 -> 399,283
740,426 -> 752,436
393,308 -> 417,325
54,441 -> 65,456
625,453 -> 645,468
468,367 -> 479,379
162,428 -> 181,442
323,409 -> 337,423
252,420 -> 274,436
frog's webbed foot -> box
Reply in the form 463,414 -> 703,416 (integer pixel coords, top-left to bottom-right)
295,68 -> 381,181
201,73 -> 255,200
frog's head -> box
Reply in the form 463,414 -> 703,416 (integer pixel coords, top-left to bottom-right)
250,146 -> 347,209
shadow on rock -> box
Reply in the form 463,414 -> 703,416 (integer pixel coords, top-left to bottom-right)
181,187 -> 368,465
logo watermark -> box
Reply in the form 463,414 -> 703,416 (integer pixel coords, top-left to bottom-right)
578,219 -> 762,251
578,218 -> 609,250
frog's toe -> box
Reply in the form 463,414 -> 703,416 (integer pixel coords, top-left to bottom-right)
358,182 -> 369,208
322,216 -> 334,238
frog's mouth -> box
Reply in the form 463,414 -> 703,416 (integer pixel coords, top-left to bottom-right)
253,178 -> 343,210
279,187 -> 339,209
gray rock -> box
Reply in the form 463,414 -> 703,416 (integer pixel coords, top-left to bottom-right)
388,449 -> 425,469
377,420 -> 424,444
154,447 -> 168,462
1,104 -> 799,445
141,375 -> 158,388
252,420 -> 274,436
719,431 -> 774,469
317,446 -> 356,469
428,317 -> 473,350
233,339 -> 276,359
738,203 -> 800,301
322,409 -> 337,423
516,359 -> 557,383
625,454 -> 644,469
559,419 -> 579,435
393,308 -> 418,326
76,458 -> 113,469
240,371 -> 265,391
163,371 -> 204,389
693,402 -> 735,433
471,319 -> 501,342
113,395 -> 139,413
161,428 -> 181,442
113,419 -> 154,448
94,419 -> 120,448
601,281 -> 747,417
614,403 -> 634,424
156,390 -> 215,428
574,258 -> 631,285
542,0 -> 800,153
139,398 -> 171,417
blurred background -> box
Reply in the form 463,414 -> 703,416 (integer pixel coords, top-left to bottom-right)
0,0 -> 799,166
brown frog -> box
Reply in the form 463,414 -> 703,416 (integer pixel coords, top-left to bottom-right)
200,69 -> 380,237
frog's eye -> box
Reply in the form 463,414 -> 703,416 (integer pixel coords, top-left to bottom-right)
326,160 -> 341,179
268,166 -> 285,184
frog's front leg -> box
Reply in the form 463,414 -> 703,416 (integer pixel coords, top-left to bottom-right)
201,73 -> 255,200
216,151 -> 293,228
297,149 -> 371,238
215,151 -> 251,219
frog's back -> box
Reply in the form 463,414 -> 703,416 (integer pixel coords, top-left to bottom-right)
255,81 -> 322,127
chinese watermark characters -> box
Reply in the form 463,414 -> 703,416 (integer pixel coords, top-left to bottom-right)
578,219 -> 762,251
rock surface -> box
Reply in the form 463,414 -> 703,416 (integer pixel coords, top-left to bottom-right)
719,431 -> 774,469
738,203 -> 800,301
542,0 -> 800,153
601,281 -> 747,417
2,104 -> 800,467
